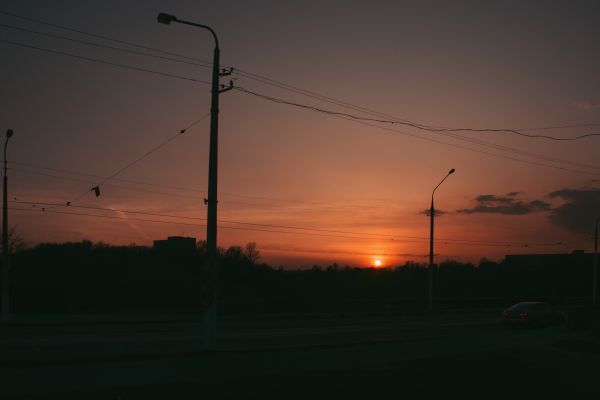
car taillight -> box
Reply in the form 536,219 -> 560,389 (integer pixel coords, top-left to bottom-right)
519,312 -> 529,317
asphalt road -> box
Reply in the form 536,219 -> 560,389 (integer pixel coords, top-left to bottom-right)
1,312 -> 599,399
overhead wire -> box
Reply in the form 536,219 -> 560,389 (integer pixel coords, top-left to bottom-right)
0,10 -> 211,65
11,200 -> 565,248
10,166 -> 345,210
2,14 -> 599,173
231,75 -> 600,171
48,112 -> 210,209
9,161 -> 207,194
2,9 -> 599,137
0,39 -> 211,85
233,86 -> 600,142
0,22 -> 213,69
11,161 -> 416,209
232,86 -> 599,175
11,167 -> 203,201
436,130 -> 600,171
13,205 -> 537,253
3,32 -> 591,172
232,69 -> 600,133
0,10 -> 588,255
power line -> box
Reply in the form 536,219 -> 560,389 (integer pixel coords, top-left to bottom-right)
437,130 -> 600,171
11,167 -> 328,211
15,200 -> 204,221
233,78 -> 600,171
0,22 -> 213,69
2,41 -> 596,174
9,161 -> 397,209
333,113 -> 598,175
96,113 -> 210,186
233,86 -> 600,141
10,166 -> 330,210
3,15 -> 598,177
11,200 -> 565,248
429,126 -> 600,141
51,112 -> 210,208
11,167 -> 203,200
11,205 -> 201,226
232,87 -> 599,175
2,25 -> 597,169
9,161 -> 207,194
0,39 -> 211,85
0,10 -> 215,65
3,8 -> 599,136
9,162 -> 580,252
232,69 -> 600,133
15,205 -> 551,255
0,11 -> 583,253
10,205 -> 409,243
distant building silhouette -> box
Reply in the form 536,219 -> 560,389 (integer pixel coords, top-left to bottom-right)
153,236 -> 196,253
503,250 -> 594,303
504,250 -> 593,270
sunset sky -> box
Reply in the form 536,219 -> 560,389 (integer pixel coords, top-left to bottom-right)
1,1 -> 599,267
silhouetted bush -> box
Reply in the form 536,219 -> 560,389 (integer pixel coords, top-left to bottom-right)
9,241 -> 595,315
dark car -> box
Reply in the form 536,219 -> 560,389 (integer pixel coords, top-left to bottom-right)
501,301 -> 564,328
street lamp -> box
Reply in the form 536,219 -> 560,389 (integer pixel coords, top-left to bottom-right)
594,217 -> 599,305
428,168 -> 455,311
158,13 -> 230,350
2,128 -> 14,323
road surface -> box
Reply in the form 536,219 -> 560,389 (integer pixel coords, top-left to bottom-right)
1,311 -> 599,399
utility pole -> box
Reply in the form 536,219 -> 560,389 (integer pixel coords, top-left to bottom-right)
428,196 -> 435,310
594,217 -> 598,305
2,129 -> 14,323
157,13 -> 232,350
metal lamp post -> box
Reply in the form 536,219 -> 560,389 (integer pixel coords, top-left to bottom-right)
594,217 -> 599,305
2,128 -> 14,323
157,13 -> 229,350
428,168 -> 455,311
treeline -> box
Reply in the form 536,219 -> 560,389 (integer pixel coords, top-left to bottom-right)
8,241 -> 595,315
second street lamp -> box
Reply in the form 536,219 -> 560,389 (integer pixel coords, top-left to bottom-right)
157,13 -> 231,350
428,168 -> 455,311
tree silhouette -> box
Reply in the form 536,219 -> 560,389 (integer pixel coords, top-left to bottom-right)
244,242 -> 261,265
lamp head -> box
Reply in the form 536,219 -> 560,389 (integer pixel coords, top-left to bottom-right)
157,13 -> 177,24
448,168 -> 455,175
6,129 -> 13,139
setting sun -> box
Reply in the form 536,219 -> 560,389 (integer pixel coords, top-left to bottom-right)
373,259 -> 382,267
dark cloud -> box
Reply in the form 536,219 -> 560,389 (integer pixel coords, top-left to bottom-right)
548,188 -> 600,235
459,193 -> 551,215
475,194 -> 513,204
530,200 -> 551,209
459,188 -> 599,235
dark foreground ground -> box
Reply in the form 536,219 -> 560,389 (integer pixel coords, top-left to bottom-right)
1,311 -> 600,399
